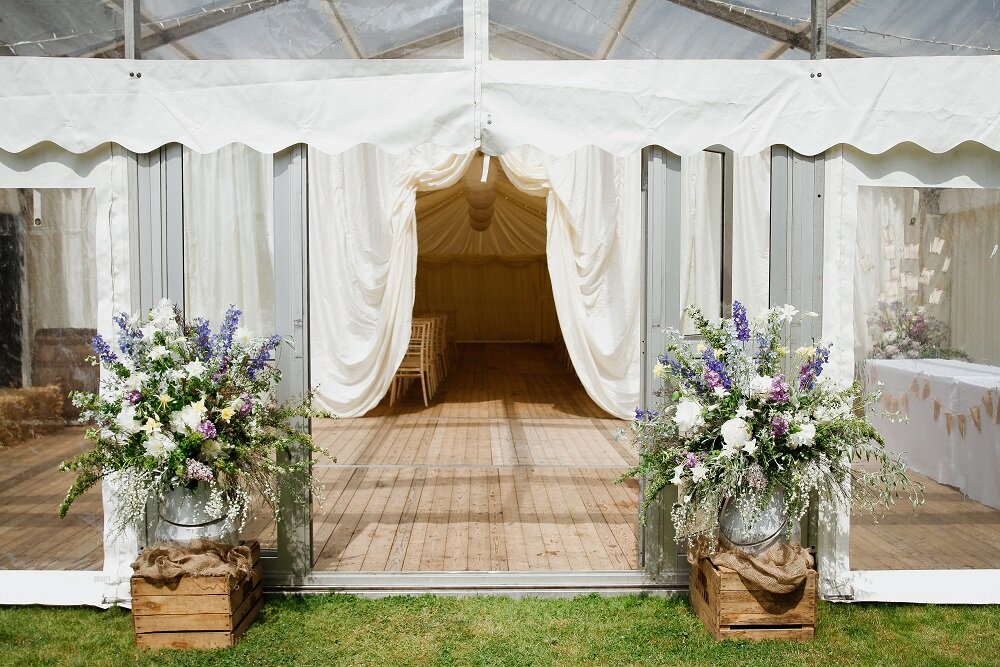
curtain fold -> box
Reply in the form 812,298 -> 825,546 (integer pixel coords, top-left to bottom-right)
309,146 -> 473,417
500,146 -> 641,418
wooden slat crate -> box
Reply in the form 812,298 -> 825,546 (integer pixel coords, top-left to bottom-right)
689,556 -> 816,642
131,541 -> 262,650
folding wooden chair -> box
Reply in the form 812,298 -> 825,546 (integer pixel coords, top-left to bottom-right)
390,319 -> 432,406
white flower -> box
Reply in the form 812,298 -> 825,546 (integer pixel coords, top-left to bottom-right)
751,375 -> 773,397
140,417 -> 162,435
690,464 -> 709,483
673,399 -> 705,437
735,404 -> 753,420
788,423 -> 817,449
742,439 -> 758,456
670,464 -> 685,485
139,323 -> 159,342
653,362 -> 668,380
235,327 -> 256,346
144,431 -> 176,459
804,311 -> 819,318
183,360 -> 207,377
149,345 -> 170,361
201,439 -> 222,460
124,371 -> 149,391
170,398 -> 208,433
116,404 -> 141,434
884,330 -> 899,343
713,387 -> 728,398
777,304 -> 799,322
719,441 -> 740,458
720,418 -> 751,450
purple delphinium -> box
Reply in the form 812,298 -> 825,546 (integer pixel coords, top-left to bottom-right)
197,420 -> 217,439
634,407 -> 659,421
213,305 -> 242,355
732,301 -> 750,343
248,335 -> 283,380
756,332 -> 778,374
127,389 -> 142,405
769,374 -> 790,403
659,354 -> 704,391
193,317 -> 213,360
771,416 -> 789,438
112,312 -> 140,354
184,458 -> 214,483
701,348 -> 731,389
798,343 -> 832,390
91,334 -> 117,364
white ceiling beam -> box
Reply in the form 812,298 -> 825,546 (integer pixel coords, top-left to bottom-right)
763,0 -> 855,60
489,23 -> 592,61
664,0 -> 864,58
320,0 -> 364,59
594,0 -> 640,60
79,0 -> 289,58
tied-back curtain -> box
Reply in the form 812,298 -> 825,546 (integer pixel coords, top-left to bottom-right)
309,146 -> 473,417
183,145 -> 275,336
500,146 -> 641,418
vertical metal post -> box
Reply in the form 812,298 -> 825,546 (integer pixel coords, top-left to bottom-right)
124,0 -> 141,60
811,0 -> 828,60
273,145 -> 312,578
640,145 -> 684,580
769,146 -> 825,550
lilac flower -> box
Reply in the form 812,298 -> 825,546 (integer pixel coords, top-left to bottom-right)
184,458 -> 214,483
91,334 -> 117,364
684,452 -> 699,469
213,305 -> 242,354
239,393 -> 253,415
127,389 -> 142,405
769,374 -> 790,403
732,301 -> 750,342
193,317 -> 213,360
197,420 -> 217,439
771,416 -> 789,438
701,348 -> 731,389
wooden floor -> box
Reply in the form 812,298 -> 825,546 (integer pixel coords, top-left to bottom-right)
5,342 -> 999,574
302,343 -> 641,572
0,427 -> 103,570
850,470 -> 1000,570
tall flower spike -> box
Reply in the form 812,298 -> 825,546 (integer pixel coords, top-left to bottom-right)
732,301 -> 750,342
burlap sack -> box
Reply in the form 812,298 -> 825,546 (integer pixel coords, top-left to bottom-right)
131,538 -> 252,585
710,542 -> 814,594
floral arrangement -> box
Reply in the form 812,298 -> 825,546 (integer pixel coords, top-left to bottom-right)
625,302 -> 919,549
868,299 -> 969,361
59,299 -> 330,536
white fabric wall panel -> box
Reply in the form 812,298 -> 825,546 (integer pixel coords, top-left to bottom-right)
501,146 -> 641,418
731,150 -> 772,317
308,145 -> 473,417
183,145 -> 275,335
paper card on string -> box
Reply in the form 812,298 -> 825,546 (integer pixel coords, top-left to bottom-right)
930,237 -> 945,254
919,269 -> 935,285
984,392 -> 995,418
957,414 -> 966,438
941,256 -> 951,273
904,244 -> 920,260
971,406 -> 982,432
929,288 -> 944,304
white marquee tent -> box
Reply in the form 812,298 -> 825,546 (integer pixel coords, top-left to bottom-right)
0,0 -> 999,607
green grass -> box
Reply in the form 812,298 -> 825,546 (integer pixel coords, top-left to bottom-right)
1,595 -> 998,667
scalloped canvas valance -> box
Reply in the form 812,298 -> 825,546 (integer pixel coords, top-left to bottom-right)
1,55 -> 999,157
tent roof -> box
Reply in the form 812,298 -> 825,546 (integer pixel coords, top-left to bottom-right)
2,1 -> 998,61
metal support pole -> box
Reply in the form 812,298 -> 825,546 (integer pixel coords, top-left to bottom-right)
811,0 -> 828,60
124,0 -> 142,60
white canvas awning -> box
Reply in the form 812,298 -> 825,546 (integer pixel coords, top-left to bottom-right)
1,54 -> 999,157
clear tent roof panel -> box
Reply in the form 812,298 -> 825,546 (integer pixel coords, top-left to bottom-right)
0,0 -> 999,60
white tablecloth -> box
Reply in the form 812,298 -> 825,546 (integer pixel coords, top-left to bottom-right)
866,359 -> 1000,510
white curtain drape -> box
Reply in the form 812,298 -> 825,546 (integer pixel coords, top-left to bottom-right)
309,145 -> 473,417
500,146 -> 641,418
183,145 -> 275,335
731,151 -> 772,318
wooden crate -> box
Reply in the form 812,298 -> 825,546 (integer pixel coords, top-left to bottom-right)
689,556 -> 816,641
131,541 -> 263,650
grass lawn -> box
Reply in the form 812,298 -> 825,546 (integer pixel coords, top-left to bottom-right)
1,594 -> 998,666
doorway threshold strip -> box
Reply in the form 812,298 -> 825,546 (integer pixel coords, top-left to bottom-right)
263,569 -> 686,598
